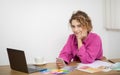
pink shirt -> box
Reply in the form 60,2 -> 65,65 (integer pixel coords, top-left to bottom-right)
59,32 -> 103,64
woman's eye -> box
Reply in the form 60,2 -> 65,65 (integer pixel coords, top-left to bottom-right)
71,25 -> 75,28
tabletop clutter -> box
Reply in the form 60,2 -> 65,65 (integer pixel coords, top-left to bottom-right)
76,60 -> 120,73
39,66 -> 76,74
39,60 -> 120,74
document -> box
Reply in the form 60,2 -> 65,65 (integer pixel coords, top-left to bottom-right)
76,60 -> 112,73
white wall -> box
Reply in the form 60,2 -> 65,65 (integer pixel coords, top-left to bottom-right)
0,0 -> 120,65
105,0 -> 120,29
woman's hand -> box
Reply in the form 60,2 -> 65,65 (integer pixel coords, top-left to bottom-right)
77,29 -> 87,40
56,58 -> 66,69
77,29 -> 87,49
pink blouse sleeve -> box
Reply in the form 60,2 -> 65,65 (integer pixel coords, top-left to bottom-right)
77,35 -> 103,63
58,35 -> 73,64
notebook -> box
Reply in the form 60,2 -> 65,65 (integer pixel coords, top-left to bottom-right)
7,48 -> 46,73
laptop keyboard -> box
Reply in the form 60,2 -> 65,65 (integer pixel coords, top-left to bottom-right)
28,65 -> 46,73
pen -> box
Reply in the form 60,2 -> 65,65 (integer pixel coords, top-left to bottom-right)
108,60 -> 115,64
39,68 -> 47,72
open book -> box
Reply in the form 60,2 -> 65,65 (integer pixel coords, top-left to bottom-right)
76,60 -> 112,73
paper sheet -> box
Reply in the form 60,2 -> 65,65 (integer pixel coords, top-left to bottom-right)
76,60 -> 113,73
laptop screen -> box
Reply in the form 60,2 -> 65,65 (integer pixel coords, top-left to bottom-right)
7,48 -> 29,73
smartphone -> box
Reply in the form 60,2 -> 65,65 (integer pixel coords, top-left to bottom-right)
56,58 -> 66,66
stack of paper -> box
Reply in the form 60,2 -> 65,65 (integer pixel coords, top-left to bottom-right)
76,60 -> 112,73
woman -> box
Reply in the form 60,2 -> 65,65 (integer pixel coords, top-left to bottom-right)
56,10 -> 103,68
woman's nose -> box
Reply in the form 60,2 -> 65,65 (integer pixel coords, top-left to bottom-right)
74,27 -> 78,31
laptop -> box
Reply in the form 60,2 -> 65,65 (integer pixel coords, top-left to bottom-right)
7,48 -> 46,73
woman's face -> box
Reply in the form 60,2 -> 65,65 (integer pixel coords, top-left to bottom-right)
71,19 -> 87,38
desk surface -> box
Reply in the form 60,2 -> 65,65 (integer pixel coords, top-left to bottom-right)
0,59 -> 120,75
